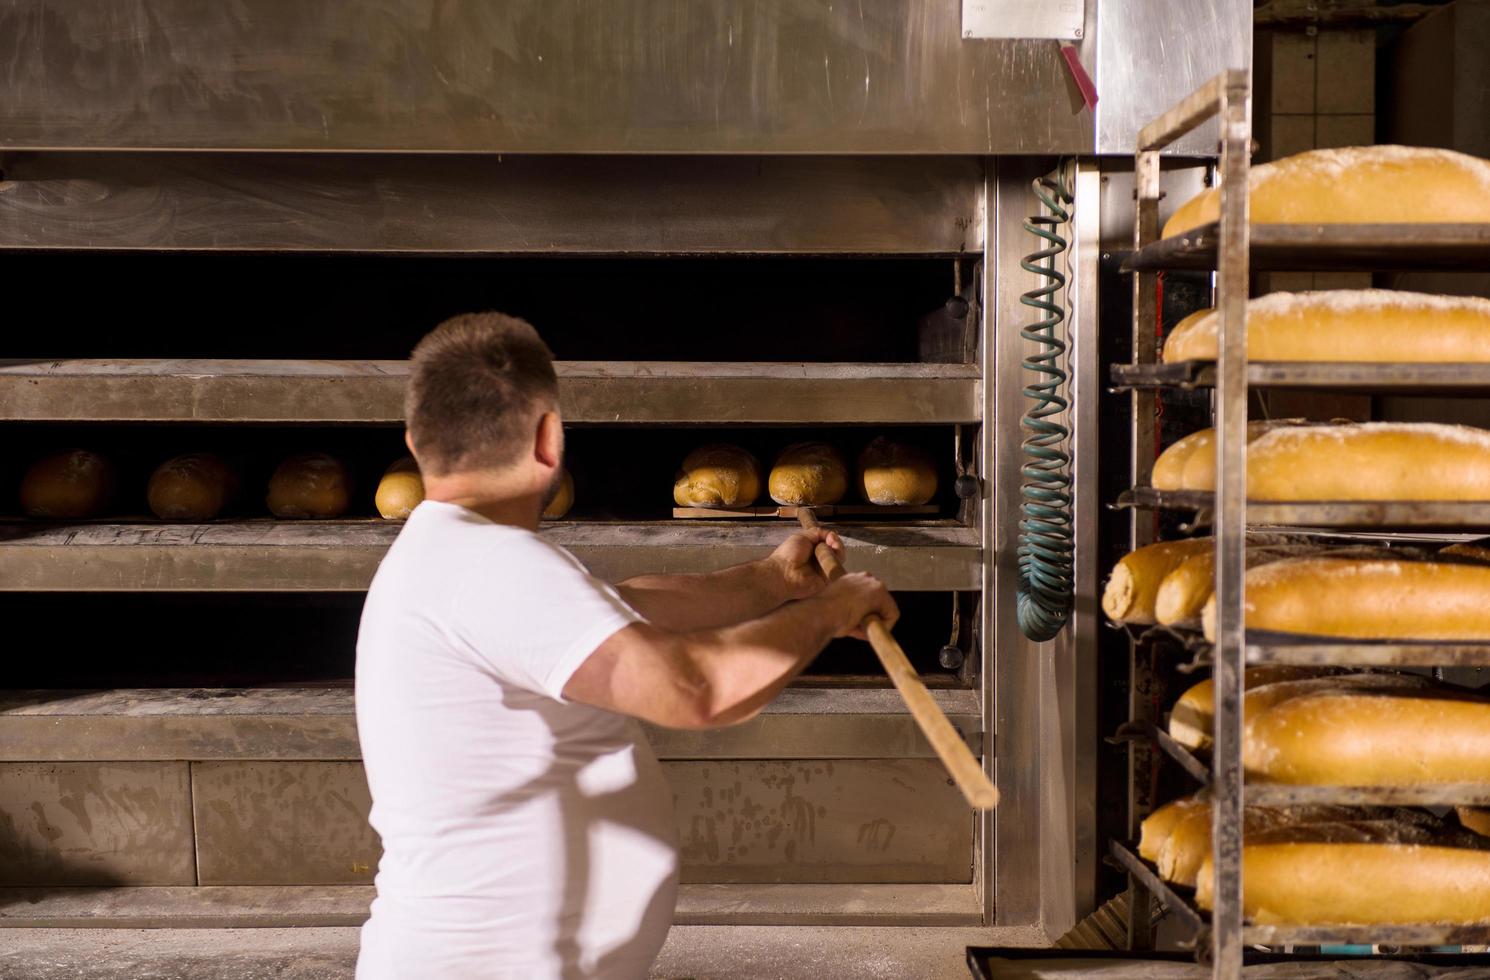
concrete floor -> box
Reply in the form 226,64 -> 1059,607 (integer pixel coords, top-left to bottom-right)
0,924 -> 1042,979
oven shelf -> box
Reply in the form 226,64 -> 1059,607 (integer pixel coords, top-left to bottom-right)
1123,221 -> 1490,273
0,520 -> 981,592
0,686 -> 981,762
1118,487 -> 1490,531
0,359 -> 981,425
1111,360 -> 1490,397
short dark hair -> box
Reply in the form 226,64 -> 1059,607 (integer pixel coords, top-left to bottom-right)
406,312 -> 558,475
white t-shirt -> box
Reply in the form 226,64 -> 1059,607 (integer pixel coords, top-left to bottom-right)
355,500 -> 679,980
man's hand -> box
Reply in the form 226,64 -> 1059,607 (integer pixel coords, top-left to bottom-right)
821,571 -> 899,640
764,529 -> 846,602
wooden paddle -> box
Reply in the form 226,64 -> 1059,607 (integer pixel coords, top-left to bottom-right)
798,508 -> 998,810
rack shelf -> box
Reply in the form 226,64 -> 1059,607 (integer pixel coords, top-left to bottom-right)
0,520 -> 981,592
0,686 -> 981,762
1111,360 -> 1490,397
1119,487 -> 1490,531
0,359 -> 982,425
1124,222 -> 1490,273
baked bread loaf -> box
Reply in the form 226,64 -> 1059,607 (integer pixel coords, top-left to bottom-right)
20,449 -> 117,519
673,444 -> 762,509
1158,805 -> 1385,887
1163,145 -> 1490,239
1150,420 -> 1309,492
1101,537 -> 1213,625
147,453 -> 238,521
1167,666 -> 1343,751
1163,290 -> 1490,364
267,452 -> 351,519
1202,557 -> 1490,641
857,437 -> 937,506
1441,540 -> 1490,563
768,442 -> 848,507
1154,422 -> 1490,500
1243,687 -> 1490,785
1156,542 -> 1402,627
542,468 -> 574,520
1138,795 -> 1210,863
374,457 -> 424,520
1197,839 -> 1490,925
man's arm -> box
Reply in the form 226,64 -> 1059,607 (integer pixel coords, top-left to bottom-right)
616,530 -> 845,631
563,571 -> 898,730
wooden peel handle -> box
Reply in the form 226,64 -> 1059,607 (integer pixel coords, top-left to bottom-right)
797,510 -> 998,811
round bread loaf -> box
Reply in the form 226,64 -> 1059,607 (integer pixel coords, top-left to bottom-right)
1101,537 -> 1212,626
542,468 -> 574,520
1154,422 -> 1490,500
1243,688 -> 1490,785
1202,557 -> 1490,641
1150,420 -> 1309,492
1197,841 -> 1490,925
673,444 -> 762,509
147,453 -> 238,521
768,442 -> 848,507
1163,290 -> 1490,364
267,452 -> 351,519
374,457 -> 424,520
1163,145 -> 1490,239
1166,666 -> 1344,752
19,449 -> 117,519
857,437 -> 938,506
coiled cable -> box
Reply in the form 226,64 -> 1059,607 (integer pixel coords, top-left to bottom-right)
1016,165 -> 1075,642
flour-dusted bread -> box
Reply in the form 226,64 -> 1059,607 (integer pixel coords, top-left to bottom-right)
1150,420 -> 1310,492
768,442 -> 848,507
1166,666 -> 1345,752
19,449 -> 117,519
1101,537 -> 1213,626
1196,839 -> 1490,925
1163,145 -> 1490,239
542,468 -> 574,520
1202,557 -> 1490,641
147,453 -> 238,521
673,444 -> 762,509
1154,422 -> 1490,500
266,452 -> 352,519
1162,290 -> 1490,364
1243,687 -> 1490,785
857,437 -> 938,506
374,457 -> 424,520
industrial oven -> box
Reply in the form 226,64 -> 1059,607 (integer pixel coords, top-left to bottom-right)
0,0 -> 1246,941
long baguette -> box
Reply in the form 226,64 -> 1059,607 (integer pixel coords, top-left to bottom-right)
1166,666 -> 1345,751
1244,688 -> 1490,785
1154,421 -> 1490,499
1196,841 -> 1490,925
1162,290 -> 1490,364
1163,146 -> 1490,239
1202,557 -> 1490,641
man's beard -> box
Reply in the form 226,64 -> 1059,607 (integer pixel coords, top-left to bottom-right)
540,461 -> 565,511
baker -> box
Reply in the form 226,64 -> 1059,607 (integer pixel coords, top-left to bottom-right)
355,312 -> 898,979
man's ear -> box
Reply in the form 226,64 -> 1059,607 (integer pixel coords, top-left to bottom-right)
536,411 -> 564,469
403,430 -> 417,458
